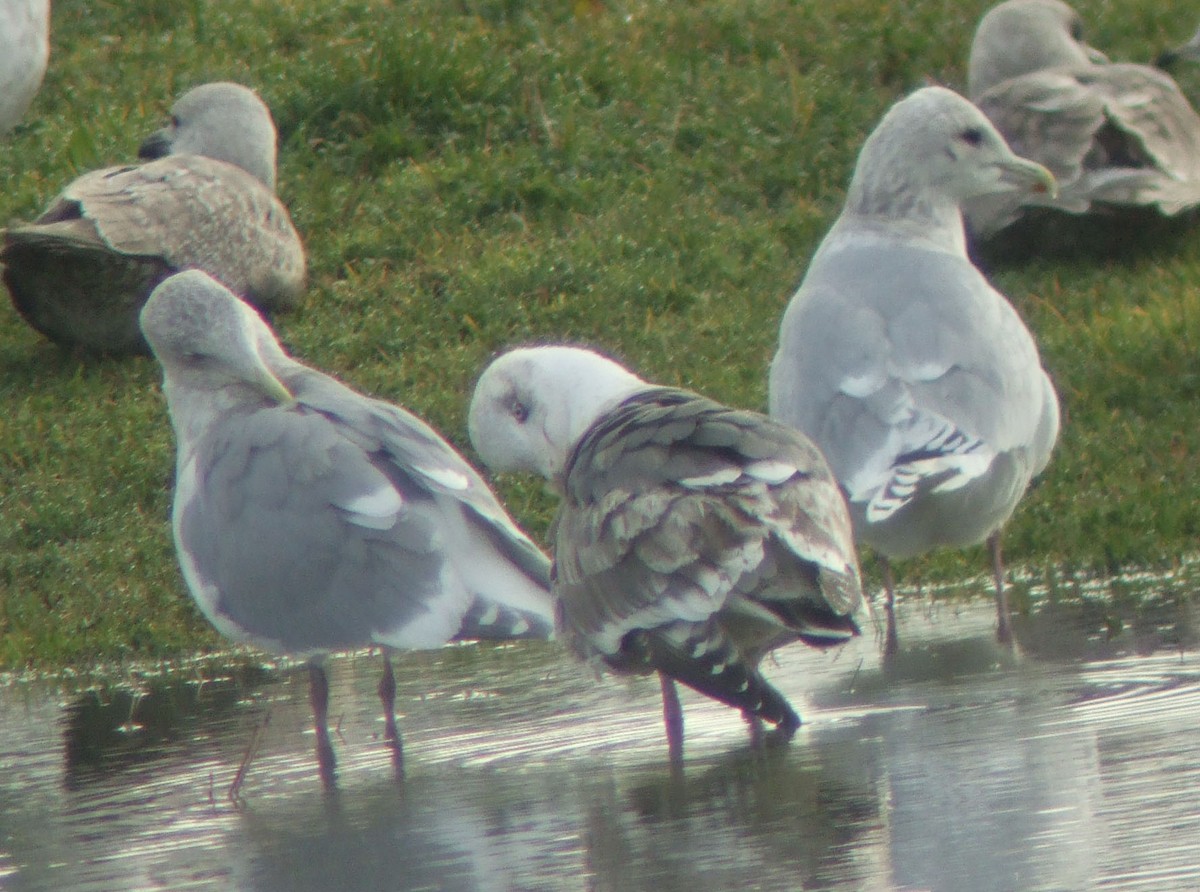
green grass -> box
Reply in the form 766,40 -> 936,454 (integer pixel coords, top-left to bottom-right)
1,0 -> 1198,668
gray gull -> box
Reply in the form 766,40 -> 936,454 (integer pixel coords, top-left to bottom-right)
965,0 -> 1200,239
768,86 -> 1060,652
140,270 -> 554,788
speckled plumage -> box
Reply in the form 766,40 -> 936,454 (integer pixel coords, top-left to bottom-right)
965,0 -> 1200,238
469,346 -> 864,757
4,82 -> 305,353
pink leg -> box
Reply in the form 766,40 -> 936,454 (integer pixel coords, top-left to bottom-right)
660,674 -> 684,764
989,533 -> 1013,645
309,662 -> 337,789
378,652 -> 404,776
882,557 -> 899,659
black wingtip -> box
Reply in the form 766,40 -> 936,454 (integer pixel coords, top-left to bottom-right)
454,599 -> 555,642
620,623 -> 801,731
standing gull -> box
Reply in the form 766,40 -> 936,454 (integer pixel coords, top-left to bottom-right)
0,0 -> 50,136
964,0 -> 1200,239
768,86 -> 1060,652
140,270 -> 554,788
4,82 -> 305,354
469,346 -> 864,762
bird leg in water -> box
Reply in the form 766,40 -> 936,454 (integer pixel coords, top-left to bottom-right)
378,652 -> 404,776
882,557 -> 899,659
309,662 -> 337,789
660,674 -> 684,764
989,533 -> 1013,645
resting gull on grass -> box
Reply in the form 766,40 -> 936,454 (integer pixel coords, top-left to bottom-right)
768,86 -> 1060,654
964,0 -> 1200,239
469,345 -> 864,763
0,0 -> 50,136
140,270 -> 554,790
4,82 -> 305,354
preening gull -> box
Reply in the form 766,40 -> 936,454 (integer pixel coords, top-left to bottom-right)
469,345 -> 864,762
0,0 -> 50,136
4,82 -> 305,354
768,86 -> 1060,652
964,0 -> 1200,239
140,270 -> 554,788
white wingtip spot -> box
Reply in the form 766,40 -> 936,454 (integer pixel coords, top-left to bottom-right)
417,466 -> 471,490
510,618 -> 530,636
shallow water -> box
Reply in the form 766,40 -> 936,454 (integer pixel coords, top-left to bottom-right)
3,597 -> 1200,891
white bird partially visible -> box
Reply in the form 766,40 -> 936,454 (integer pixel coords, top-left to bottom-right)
768,86 -> 1060,652
469,345 -> 865,762
0,0 -> 50,136
965,0 -> 1200,239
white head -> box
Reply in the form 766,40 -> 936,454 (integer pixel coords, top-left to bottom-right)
137,82 -> 280,189
968,0 -> 1108,98
844,86 -> 1056,220
140,270 -> 294,417
468,346 -> 647,483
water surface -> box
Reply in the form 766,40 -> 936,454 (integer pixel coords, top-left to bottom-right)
2,596 -> 1200,891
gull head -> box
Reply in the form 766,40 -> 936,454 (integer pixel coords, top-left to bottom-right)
469,346 -> 646,484
968,0 -> 1108,98
846,86 -> 1056,218
140,270 -> 294,407
137,82 -> 279,190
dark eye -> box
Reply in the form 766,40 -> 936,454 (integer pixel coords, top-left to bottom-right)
507,395 -> 530,423
958,127 -> 984,147
170,115 -> 181,128
1069,18 -> 1084,41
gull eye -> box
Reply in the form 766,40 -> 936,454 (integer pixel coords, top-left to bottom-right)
958,127 -> 985,147
507,395 -> 530,424
1069,18 -> 1084,42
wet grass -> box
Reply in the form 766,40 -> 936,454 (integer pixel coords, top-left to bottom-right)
1,0 -> 1198,668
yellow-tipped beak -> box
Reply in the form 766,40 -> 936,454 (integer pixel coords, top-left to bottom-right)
1004,157 -> 1058,199
258,366 -> 295,406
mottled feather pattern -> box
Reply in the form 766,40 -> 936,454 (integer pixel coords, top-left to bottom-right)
555,388 -> 862,660
614,620 -> 801,730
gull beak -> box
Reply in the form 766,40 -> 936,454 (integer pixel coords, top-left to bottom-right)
999,157 -> 1058,199
252,362 -> 295,407
1085,45 -> 1110,65
138,129 -> 173,160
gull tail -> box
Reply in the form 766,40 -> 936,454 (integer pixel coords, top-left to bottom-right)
618,621 -> 801,731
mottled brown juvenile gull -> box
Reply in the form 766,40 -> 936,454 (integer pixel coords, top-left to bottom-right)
469,346 -> 864,762
965,0 -> 1200,238
768,86 -> 1060,653
140,270 -> 554,788
4,82 -> 305,353
0,0 -> 50,136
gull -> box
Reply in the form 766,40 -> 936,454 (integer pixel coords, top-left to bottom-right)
768,86 -> 1060,652
964,0 -> 1200,239
140,270 -> 554,788
1158,23 -> 1200,69
0,0 -> 50,136
4,82 -> 305,353
469,345 -> 864,762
